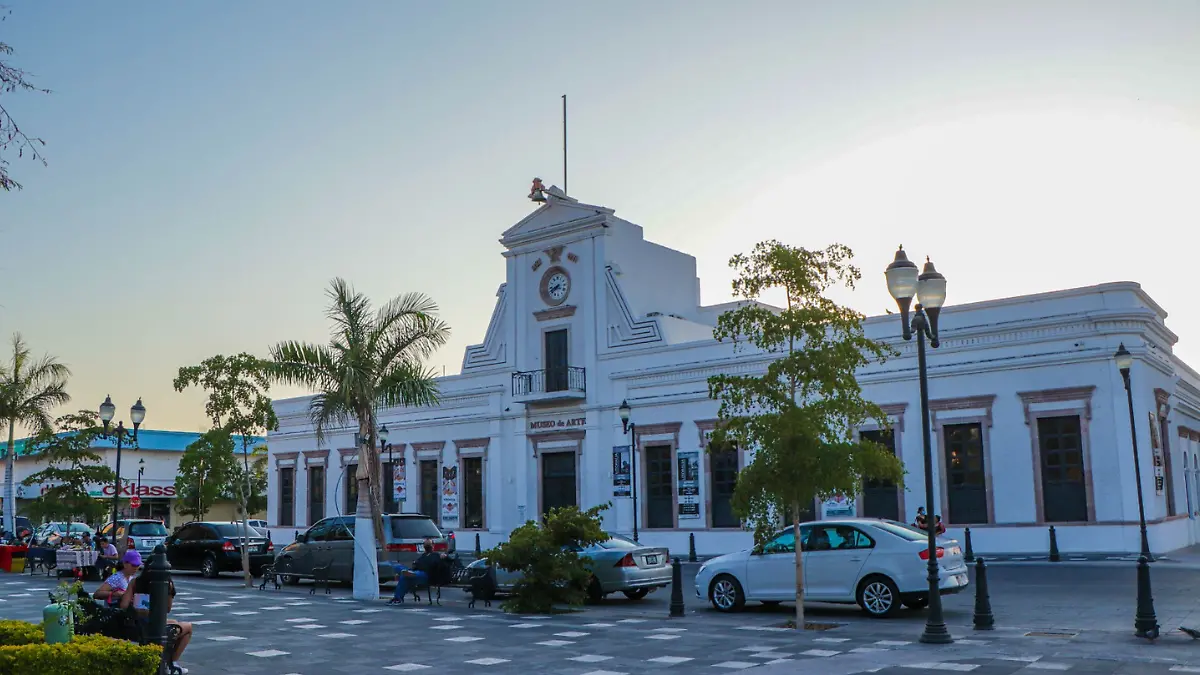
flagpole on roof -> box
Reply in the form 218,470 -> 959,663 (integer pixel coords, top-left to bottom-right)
562,94 -> 568,195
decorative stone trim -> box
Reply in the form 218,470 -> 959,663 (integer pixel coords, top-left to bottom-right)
302,449 -> 329,466
274,451 -> 299,468
534,305 -> 577,321
454,438 -> 489,455
634,422 -> 683,437
338,448 -> 358,466
1017,386 -> 1096,424
530,430 -> 585,449
412,441 -> 445,458
868,403 -> 908,433
930,394 -> 996,427
1179,426 -> 1200,442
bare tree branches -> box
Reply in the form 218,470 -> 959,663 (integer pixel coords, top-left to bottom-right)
0,7 -> 50,192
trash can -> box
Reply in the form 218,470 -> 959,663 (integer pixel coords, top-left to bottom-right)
43,601 -> 72,644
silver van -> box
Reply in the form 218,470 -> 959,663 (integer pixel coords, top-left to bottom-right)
275,513 -> 453,585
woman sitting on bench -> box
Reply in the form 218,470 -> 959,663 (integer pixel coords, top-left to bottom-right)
119,563 -> 194,674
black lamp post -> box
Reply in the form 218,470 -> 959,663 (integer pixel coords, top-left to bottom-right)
886,246 -> 951,645
99,395 -> 145,548
1115,342 -> 1160,639
618,400 -> 638,543
137,459 -> 145,514
379,424 -> 393,513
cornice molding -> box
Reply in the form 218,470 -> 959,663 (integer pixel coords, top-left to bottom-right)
1017,386 -> 1096,424
929,395 -> 996,427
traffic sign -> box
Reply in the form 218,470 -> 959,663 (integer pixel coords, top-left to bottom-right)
130,496 -> 141,509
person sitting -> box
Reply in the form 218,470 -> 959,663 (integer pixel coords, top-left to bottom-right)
94,550 -> 141,607
934,514 -> 946,536
388,538 -> 450,605
94,535 -> 119,577
119,567 -> 193,674
914,507 -> 928,532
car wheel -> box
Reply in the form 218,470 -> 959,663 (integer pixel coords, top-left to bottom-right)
586,576 -> 604,604
201,554 -> 220,579
277,558 -> 300,586
857,575 -> 901,618
709,574 -> 745,613
622,588 -> 649,600
903,598 -> 929,610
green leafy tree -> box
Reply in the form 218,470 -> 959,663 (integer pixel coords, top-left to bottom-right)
173,429 -> 235,524
708,240 -> 904,627
20,411 -> 117,527
1,333 -> 70,535
224,444 -> 268,518
174,353 -> 278,586
267,278 -> 449,600
1,7 -> 51,192
485,504 -> 609,614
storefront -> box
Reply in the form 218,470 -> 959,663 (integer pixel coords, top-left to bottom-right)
268,183 -> 1200,556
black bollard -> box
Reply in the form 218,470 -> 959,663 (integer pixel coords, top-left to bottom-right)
145,544 -> 173,675
1134,555 -> 1160,640
474,532 -> 482,558
688,533 -> 697,563
1048,525 -> 1060,562
963,527 -> 974,563
669,557 -> 685,618
972,557 -> 994,631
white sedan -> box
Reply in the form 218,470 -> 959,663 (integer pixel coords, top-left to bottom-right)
694,518 -> 970,617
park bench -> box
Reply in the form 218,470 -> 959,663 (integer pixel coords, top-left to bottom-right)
72,591 -> 184,675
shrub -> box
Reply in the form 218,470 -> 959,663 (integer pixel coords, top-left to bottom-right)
486,503 -> 609,613
0,621 -> 161,675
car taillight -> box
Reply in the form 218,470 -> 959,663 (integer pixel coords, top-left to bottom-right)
386,543 -> 418,553
222,541 -> 235,552
918,547 -> 945,561
615,553 -> 637,568
267,540 -> 274,552
126,538 -> 135,550
433,542 -> 448,552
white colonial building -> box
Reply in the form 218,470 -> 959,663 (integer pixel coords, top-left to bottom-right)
267,185 -> 1200,556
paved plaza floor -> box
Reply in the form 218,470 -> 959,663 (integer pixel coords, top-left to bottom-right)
4,564 -> 1200,674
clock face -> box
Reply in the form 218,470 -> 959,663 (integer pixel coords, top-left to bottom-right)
541,267 -> 571,306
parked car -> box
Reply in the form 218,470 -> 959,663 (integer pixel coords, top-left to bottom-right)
246,519 -> 269,534
694,518 -> 969,617
98,519 -> 171,556
274,513 -> 452,585
166,521 -> 274,578
465,532 -> 672,601
34,522 -> 94,546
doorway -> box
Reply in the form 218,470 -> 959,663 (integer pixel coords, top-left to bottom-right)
541,452 -> 577,518
419,460 -> 439,524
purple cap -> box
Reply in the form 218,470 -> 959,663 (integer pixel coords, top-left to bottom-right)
122,549 -> 143,567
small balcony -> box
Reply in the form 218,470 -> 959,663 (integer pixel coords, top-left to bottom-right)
512,366 -> 586,403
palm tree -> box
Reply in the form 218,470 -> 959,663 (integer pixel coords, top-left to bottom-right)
268,278 -> 449,599
1,334 -> 71,536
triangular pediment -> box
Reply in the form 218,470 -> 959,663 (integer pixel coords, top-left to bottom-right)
501,186 -> 615,247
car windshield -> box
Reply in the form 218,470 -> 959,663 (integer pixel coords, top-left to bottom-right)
129,522 -> 169,537
872,521 -> 928,542
213,524 -> 261,537
389,517 -> 442,540
597,536 -> 640,550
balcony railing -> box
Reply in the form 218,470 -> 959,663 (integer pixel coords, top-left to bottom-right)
512,366 -> 586,397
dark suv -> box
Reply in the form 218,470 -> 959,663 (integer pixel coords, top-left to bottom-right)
275,513 -> 452,585
165,521 -> 274,578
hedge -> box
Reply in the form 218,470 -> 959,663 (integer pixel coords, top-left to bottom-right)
0,621 -> 161,675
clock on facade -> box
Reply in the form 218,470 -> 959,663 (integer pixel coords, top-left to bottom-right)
540,266 -> 571,306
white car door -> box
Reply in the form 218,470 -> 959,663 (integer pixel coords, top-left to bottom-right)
804,525 -> 870,601
746,529 -> 798,600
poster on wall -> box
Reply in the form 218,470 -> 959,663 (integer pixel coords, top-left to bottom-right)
393,458 -> 407,503
677,451 -> 701,519
441,465 -> 460,527
612,446 -> 631,497
1149,412 -> 1165,495
822,494 -> 856,518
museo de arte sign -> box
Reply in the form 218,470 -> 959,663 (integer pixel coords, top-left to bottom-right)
528,415 -> 587,431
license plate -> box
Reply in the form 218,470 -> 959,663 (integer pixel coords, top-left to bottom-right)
144,539 -> 161,548
645,555 -> 658,565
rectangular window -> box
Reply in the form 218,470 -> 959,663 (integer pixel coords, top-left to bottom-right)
860,429 -> 900,521
544,329 -> 568,392
279,467 -> 294,527
943,423 -> 988,524
709,443 -> 739,528
541,452 -> 577,517
383,461 -> 398,514
644,444 -> 674,529
462,457 -> 484,529
308,465 -> 325,526
344,463 -> 359,515
419,460 -> 439,524
1037,415 -> 1088,522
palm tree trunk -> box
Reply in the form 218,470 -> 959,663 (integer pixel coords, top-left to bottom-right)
352,417 -> 380,600
4,422 -> 15,536
793,504 -> 805,629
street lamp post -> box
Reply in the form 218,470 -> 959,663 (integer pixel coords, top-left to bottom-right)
379,424 -> 393,513
1114,343 -> 1160,639
98,395 -> 145,547
137,459 -> 145,516
885,246 -> 952,645
618,400 -> 638,543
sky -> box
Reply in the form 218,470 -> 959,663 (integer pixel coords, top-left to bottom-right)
2,1 -> 1199,433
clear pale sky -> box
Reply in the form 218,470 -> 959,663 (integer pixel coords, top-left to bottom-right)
2,2 -> 1198,433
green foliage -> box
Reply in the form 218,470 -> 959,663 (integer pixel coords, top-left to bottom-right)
20,412 -> 117,525
486,504 -> 609,613
173,429 -> 236,522
266,278 -> 450,546
0,621 -> 161,674
708,240 -> 905,541
225,445 -> 268,516
1,8 -> 52,193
